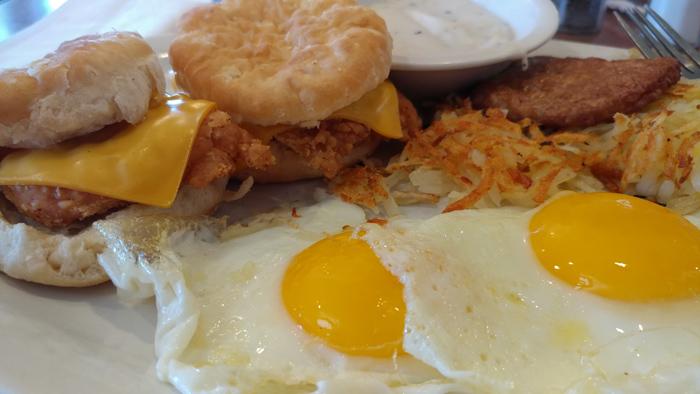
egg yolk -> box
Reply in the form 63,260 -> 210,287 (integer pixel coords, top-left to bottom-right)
530,192 -> 700,301
282,231 -> 405,357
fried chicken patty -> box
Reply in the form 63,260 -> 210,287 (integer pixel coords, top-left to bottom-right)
1,110 -> 274,229
471,57 -> 681,129
272,94 -> 422,178
185,110 -> 275,187
274,120 -> 374,178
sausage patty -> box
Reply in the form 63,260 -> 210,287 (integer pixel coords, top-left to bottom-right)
471,57 -> 681,129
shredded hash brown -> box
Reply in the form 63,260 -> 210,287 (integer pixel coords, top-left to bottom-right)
331,80 -> 700,214
583,81 -> 700,213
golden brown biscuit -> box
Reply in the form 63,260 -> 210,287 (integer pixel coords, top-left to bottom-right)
169,0 -> 392,126
0,32 -> 164,148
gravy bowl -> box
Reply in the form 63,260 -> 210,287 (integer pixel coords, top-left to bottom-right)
361,0 -> 559,99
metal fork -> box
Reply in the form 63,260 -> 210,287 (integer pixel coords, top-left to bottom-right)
614,7 -> 700,79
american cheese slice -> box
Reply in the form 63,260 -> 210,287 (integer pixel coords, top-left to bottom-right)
244,81 -> 404,141
0,96 -> 215,207
330,80 -> 403,139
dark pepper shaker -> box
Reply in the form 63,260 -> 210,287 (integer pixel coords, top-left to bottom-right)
552,0 -> 607,34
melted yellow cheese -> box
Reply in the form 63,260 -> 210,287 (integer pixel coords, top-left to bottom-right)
0,96 -> 215,207
331,81 -> 403,139
243,81 -> 404,141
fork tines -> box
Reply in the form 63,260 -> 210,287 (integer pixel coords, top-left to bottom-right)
614,7 -> 700,79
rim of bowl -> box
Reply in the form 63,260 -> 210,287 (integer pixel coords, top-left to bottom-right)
390,0 -> 560,71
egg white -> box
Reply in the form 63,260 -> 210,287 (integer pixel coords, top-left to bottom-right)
98,194 -> 700,393
99,198 -> 473,394
361,203 -> 700,393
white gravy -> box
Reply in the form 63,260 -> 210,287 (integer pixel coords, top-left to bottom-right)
370,0 -> 514,59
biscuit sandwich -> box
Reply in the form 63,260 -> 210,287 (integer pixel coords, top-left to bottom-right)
169,0 -> 421,183
0,31 -> 274,287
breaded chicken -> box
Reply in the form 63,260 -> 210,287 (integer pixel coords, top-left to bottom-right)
398,94 -> 423,137
471,57 -> 681,129
2,110 -> 274,229
185,110 -> 275,187
274,120 -> 375,178
273,94 -> 422,178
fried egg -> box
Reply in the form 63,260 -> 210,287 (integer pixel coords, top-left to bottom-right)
98,198 -> 470,394
362,192 -> 700,392
98,192 -> 700,393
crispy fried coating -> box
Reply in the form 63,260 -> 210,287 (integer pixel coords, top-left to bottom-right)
330,167 -> 389,209
185,110 -> 275,187
398,93 -> 422,137
274,120 -> 373,178
273,94 -> 422,178
1,185 -> 128,229
2,110 -> 273,228
471,57 -> 681,129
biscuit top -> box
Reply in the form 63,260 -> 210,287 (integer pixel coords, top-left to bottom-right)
169,0 -> 392,126
0,31 -> 165,149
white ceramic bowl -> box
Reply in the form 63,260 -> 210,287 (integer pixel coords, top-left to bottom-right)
361,0 -> 559,99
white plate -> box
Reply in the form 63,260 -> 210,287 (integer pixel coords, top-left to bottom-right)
0,38 -> 628,394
